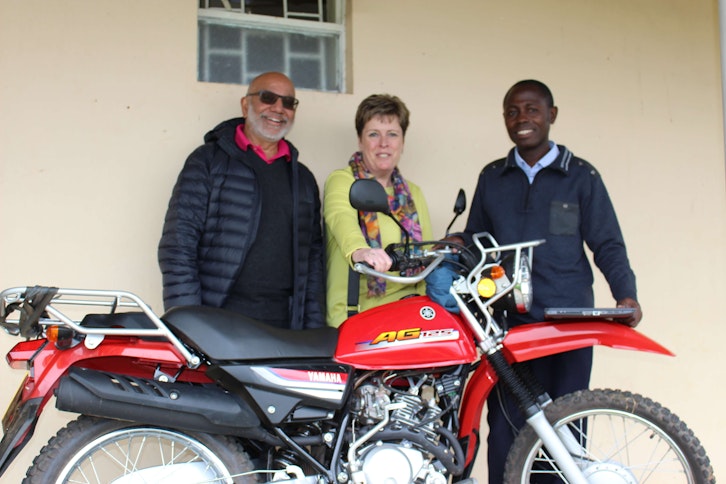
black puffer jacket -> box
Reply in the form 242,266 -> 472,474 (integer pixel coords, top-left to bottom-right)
158,117 -> 325,329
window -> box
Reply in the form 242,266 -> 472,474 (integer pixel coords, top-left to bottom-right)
198,0 -> 346,92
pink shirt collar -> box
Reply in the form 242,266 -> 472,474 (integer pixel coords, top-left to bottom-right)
234,124 -> 291,164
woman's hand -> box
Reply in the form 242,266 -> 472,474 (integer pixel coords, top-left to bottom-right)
352,248 -> 393,272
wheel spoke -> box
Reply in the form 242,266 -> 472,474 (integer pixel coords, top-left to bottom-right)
128,434 -> 145,473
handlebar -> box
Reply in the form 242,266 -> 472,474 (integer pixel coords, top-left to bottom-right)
354,234 -> 545,336
352,239 -> 462,284
354,251 -> 448,284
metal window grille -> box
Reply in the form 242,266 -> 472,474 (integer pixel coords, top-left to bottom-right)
198,1 -> 344,91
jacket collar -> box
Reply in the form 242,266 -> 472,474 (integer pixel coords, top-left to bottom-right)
234,123 -> 291,163
207,117 -> 299,163
500,144 -> 573,176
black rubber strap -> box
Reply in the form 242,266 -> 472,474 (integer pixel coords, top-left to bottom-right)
1,286 -> 59,338
346,266 -> 360,317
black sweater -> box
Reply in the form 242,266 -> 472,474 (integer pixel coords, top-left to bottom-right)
158,117 -> 325,329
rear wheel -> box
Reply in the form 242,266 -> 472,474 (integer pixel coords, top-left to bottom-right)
504,389 -> 715,483
23,416 -> 259,484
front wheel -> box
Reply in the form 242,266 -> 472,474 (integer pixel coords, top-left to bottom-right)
23,416 -> 259,484
504,389 -> 715,483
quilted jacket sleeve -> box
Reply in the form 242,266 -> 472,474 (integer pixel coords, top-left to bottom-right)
302,166 -> 326,329
158,145 -> 213,310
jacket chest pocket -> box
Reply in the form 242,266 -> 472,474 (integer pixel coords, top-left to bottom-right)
549,201 -> 579,236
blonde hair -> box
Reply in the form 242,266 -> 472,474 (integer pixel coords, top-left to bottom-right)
355,94 -> 410,137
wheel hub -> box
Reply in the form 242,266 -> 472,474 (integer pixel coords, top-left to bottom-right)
582,461 -> 637,484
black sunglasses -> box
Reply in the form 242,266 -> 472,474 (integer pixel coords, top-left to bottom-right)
247,90 -> 299,110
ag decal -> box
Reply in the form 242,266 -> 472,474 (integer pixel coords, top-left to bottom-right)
357,327 -> 459,350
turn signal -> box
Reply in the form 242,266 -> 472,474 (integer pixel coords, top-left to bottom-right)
46,326 -> 60,342
489,265 -> 506,279
46,326 -> 74,349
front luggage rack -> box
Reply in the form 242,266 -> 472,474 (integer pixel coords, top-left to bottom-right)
0,286 -> 201,367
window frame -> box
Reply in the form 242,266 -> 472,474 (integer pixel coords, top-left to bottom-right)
198,2 -> 347,92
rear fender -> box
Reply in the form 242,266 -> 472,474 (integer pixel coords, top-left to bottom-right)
0,392 -> 43,477
8,338 -> 193,401
502,320 -> 674,363
0,338 -> 201,477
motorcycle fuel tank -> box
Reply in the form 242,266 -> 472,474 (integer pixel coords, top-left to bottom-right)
335,296 -> 478,369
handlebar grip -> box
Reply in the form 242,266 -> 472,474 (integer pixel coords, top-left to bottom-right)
385,245 -> 403,272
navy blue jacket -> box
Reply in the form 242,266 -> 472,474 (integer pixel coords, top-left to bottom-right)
464,145 -> 637,323
158,118 -> 325,329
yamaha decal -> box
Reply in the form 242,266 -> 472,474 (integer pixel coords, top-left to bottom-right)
251,367 -> 347,402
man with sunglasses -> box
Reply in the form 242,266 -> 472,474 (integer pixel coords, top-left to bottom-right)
159,72 -> 325,330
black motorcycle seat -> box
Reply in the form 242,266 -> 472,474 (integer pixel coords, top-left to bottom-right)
80,312 -> 166,341
161,305 -> 339,362
82,312 -> 157,330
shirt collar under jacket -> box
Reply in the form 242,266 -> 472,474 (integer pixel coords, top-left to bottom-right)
234,123 -> 291,164
514,141 -> 560,184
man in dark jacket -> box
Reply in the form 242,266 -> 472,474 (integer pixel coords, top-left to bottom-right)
465,80 -> 642,482
158,72 -> 325,329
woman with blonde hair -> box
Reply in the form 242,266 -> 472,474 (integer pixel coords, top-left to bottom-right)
323,94 -> 433,327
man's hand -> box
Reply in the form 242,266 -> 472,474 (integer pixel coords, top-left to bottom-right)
434,235 -> 465,251
616,297 -> 642,327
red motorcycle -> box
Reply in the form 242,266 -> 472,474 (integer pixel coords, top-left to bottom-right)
0,179 -> 714,483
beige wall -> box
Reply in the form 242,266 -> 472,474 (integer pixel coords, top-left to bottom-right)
1,0 -> 724,481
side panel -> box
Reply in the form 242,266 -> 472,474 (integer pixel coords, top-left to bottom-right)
334,296 -> 478,369
208,362 -> 351,425
502,320 -> 674,362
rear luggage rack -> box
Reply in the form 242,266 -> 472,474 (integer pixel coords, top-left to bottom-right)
0,286 -> 200,367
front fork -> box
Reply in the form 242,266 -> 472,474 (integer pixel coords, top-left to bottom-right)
486,349 -> 588,484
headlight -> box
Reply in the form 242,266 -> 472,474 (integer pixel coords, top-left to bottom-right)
510,253 -> 533,313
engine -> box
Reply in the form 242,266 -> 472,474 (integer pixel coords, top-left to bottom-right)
344,370 -> 465,484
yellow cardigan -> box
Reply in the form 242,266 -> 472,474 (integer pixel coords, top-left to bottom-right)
324,168 -> 434,327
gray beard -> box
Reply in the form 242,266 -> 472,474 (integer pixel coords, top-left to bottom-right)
246,109 -> 293,142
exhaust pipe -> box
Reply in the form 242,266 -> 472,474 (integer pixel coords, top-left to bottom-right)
56,367 -> 269,439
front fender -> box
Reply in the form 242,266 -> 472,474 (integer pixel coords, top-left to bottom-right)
502,320 -> 674,363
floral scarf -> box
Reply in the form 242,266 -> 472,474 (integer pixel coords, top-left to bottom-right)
349,152 -> 422,296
